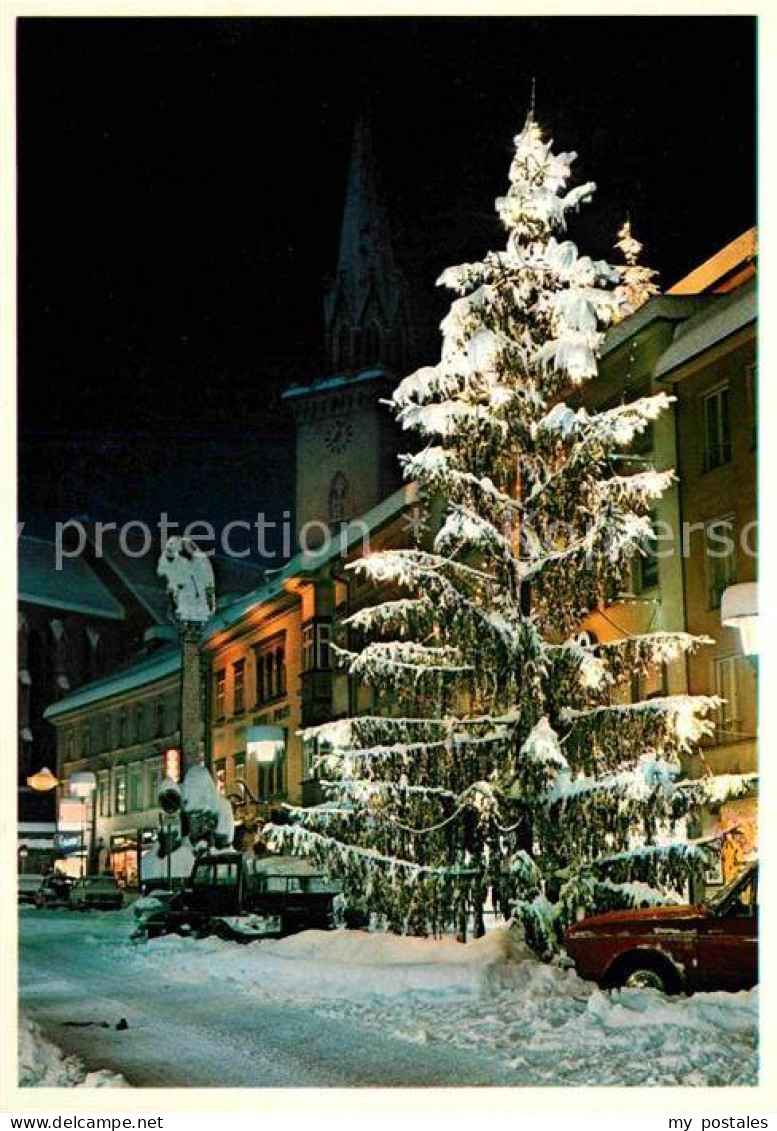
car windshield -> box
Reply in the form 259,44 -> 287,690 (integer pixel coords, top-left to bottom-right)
705,867 -> 754,912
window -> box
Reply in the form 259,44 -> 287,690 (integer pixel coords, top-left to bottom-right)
133,704 -> 145,744
98,774 -> 111,818
114,769 -> 127,815
633,512 -> 660,592
705,516 -> 737,609
118,710 -> 128,747
629,383 -> 654,455
155,699 -> 166,737
103,715 -> 112,752
215,669 -> 226,719
255,637 -> 286,703
82,722 -> 91,758
128,768 -> 143,812
703,386 -> 732,471
328,472 -> 349,523
233,660 -> 245,714
233,752 -> 246,781
714,655 -> 745,741
302,619 -> 333,672
214,758 -> 226,796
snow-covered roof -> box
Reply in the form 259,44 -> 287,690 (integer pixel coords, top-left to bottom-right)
44,645 -> 181,720
281,365 -> 393,402
599,295 -> 702,359
19,537 -> 125,621
654,279 -> 756,380
202,481 -> 417,643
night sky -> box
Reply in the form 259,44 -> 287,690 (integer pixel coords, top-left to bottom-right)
17,16 -> 756,553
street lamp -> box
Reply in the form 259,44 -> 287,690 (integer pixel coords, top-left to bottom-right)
70,771 -> 97,878
246,726 -> 285,765
27,766 -> 59,791
721,582 -> 758,659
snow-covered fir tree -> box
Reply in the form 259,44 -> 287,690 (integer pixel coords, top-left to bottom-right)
268,112 -> 753,955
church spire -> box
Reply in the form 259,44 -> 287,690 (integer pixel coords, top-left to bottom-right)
323,108 -> 413,374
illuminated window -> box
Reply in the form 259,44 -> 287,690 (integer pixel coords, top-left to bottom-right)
215,669 -> 226,719
233,660 -> 245,714
114,769 -> 127,815
255,636 -> 286,704
214,759 -> 226,796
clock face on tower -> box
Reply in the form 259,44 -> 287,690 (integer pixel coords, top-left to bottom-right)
323,418 -> 354,455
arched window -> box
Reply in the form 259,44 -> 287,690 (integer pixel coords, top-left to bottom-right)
329,471 -> 348,523
362,321 -> 380,362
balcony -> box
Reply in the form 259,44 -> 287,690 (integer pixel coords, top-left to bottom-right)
300,669 -> 333,727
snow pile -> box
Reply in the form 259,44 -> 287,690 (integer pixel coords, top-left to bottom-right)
19,1015 -> 128,1088
131,922 -> 757,1086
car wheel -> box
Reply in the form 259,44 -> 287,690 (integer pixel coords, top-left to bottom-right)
623,967 -> 669,992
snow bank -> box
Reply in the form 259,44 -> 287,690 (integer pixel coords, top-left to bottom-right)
19,1015 -> 128,1088
269,923 -> 529,967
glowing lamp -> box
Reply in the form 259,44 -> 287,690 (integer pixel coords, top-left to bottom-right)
246,726 -> 285,765
70,770 -> 97,799
26,766 -> 59,791
721,583 -> 758,657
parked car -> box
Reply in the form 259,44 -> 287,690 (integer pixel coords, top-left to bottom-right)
34,873 -> 75,908
70,875 -> 124,912
18,874 -> 46,905
564,862 -> 757,994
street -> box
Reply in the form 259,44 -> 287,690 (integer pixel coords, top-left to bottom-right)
18,907 -> 758,1089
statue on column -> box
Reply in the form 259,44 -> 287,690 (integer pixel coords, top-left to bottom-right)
157,536 -> 216,624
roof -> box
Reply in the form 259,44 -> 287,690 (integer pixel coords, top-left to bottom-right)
44,644 -> 181,720
203,481 -> 417,643
655,278 -> 756,380
599,295 -> 702,359
19,536 -> 125,621
668,229 -> 757,295
281,365 -> 394,402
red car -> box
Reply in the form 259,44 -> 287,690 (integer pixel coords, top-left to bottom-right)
564,863 -> 757,994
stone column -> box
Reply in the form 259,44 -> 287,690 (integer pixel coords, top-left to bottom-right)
179,623 -> 204,775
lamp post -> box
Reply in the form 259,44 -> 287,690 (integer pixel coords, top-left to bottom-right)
70,771 -> 97,878
26,766 -> 59,792
246,726 -> 285,803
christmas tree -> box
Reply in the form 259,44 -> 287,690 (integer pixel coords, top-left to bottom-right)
268,113 -> 751,955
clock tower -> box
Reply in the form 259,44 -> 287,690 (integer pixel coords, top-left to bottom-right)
282,109 -> 414,544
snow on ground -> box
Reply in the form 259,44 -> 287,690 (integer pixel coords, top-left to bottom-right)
19,907 -> 757,1087
19,1015 -> 128,1088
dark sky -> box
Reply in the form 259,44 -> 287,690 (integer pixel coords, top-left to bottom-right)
17,16 -> 756,549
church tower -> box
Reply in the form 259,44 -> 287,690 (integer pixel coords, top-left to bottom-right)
323,108 -> 414,373
284,110 -> 415,540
